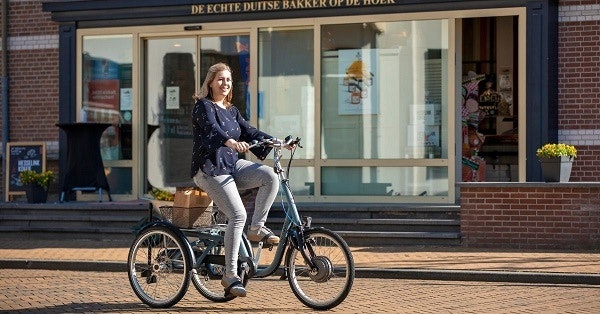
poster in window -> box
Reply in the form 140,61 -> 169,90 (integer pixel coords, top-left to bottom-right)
88,80 -> 119,109
87,79 -> 120,123
410,104 -> 441,125
424,125 -> 440,146
120,88 -> 132,111
166,86 -> 180,110
338,49 -> 378,115
406,125 -> 440,147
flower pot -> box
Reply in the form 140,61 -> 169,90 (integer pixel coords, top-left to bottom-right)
25,183 -> 48,203
539,156 -> 573,182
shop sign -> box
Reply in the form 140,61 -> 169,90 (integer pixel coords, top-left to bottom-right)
191,0 -> 397,15
4,142 -> 46,201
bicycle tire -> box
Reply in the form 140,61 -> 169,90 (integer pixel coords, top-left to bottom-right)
285,228 -> 355,310
190,239 -> 249,302
127,226 -> 191,308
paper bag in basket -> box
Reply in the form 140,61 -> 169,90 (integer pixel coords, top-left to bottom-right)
172,205 -> 214,228
171,188 -> 214,228
174,188 -> 212,208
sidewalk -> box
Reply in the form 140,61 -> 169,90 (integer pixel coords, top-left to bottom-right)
1,238 -> 600,285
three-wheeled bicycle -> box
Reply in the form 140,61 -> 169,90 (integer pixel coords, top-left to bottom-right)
127,136 -> 355,310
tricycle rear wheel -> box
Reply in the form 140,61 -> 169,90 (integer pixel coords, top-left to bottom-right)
190,238 -> 249,302
127,226 -> 191,308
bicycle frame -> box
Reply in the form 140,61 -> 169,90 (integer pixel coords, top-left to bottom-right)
242,142 -> 304,278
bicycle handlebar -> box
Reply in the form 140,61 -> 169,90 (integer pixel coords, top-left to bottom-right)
248,135 -> 302,149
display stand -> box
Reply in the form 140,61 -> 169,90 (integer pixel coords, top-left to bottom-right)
56,123 -> 113,202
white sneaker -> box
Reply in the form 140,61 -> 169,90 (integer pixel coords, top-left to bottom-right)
247,226 -> 280,244
221,275 -> 246,297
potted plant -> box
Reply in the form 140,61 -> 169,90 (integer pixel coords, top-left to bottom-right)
150,188 -> 175,205
150,188 -> 175,201
536,143 -> 577,182
19,170 -> 55,203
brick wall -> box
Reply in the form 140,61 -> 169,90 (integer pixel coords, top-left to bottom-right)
1,1 -> 60,199
570,145 -> 600,181
2,0 -> 59,142
557,1 -> 600,181
460,183 -> 600,249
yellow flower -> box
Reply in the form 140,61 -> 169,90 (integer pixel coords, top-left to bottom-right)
19,170 -> 55,191
536,143 -> 577,159
150,188 -> 175,201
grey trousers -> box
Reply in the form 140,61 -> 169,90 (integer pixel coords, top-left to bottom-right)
192,159 -> 279,277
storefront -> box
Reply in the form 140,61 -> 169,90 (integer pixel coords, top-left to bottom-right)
41,0 -> 558,203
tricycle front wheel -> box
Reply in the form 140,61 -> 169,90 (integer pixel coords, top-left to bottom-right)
285,228 -> 355,310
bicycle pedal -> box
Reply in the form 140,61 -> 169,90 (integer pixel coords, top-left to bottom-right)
141,269 -> 152,278
279,269 -> 288,280
146,274 -> 157,284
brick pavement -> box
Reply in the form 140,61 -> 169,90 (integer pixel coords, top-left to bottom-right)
2,238 -> 600,313
0,238 -> 599,274
2,269 -> 600,313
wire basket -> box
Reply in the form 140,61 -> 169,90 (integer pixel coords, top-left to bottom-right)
158,205 -> 226,228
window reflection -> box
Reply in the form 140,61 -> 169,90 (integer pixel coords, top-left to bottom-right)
258,28 -> 315,160
322,167 -> 448,197
320,20 -> 449,197
145,38 -> 196,191
82,34 -> 133,161
321,21 -> 448,160
258,28 -> 315,195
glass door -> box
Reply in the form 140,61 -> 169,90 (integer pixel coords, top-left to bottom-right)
460,16 -> 519,182
81,34 -> 134,199
143,35 -> 250,195
144,37 -> 197,194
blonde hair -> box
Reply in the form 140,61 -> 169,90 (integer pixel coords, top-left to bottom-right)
193,62 -> 233,107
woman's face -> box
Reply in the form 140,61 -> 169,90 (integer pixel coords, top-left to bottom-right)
209,70 -> 232,102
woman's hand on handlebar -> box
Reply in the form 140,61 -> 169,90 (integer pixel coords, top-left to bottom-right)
226,139 -> 250,153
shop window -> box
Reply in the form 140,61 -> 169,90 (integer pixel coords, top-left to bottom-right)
322,166 -> 448,197
321,20 -> 449,197
82,34 -> 133,161
258,28 -> 315,195
82,34 -> 133,194
461,17 -> 518,182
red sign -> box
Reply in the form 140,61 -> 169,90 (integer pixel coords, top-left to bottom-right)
88,80 -> 120,110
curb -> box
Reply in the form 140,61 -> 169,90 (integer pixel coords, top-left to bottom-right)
357,268 -> 600,285
0,259 -> 126,272
2,259 -> 600,285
